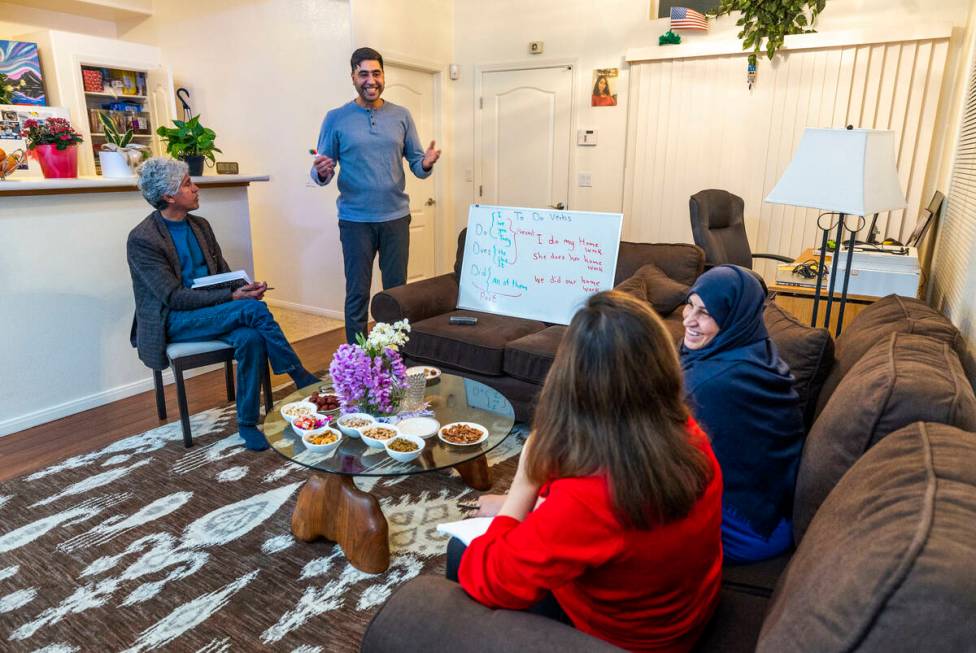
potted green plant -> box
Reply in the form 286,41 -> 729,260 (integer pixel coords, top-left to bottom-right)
20,117 -> 84,178
155,115 -> 221,176
97,111 -> 150,178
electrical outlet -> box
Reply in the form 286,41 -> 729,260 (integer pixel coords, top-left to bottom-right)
578,172 -> 592,187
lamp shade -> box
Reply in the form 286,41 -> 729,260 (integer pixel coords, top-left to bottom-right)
765,128 -> 907,216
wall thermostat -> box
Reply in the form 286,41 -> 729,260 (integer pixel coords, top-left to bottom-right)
577,129 -> 598,146
529,41 -> 544,55
216,162 -> 239,174
449,64 -> 460,81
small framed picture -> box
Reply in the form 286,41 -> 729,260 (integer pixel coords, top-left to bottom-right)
592,68 -> 619,107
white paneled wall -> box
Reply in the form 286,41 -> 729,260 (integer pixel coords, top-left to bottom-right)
623,27 -> 951,279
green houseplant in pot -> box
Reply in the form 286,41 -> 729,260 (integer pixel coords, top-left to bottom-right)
156,115 -> 221,176
98,111 -> 150,178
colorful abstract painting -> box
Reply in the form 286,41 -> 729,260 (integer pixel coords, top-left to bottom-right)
0,41 -> 46,106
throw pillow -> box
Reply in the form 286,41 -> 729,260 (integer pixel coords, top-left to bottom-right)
764,300 -> 834,429
632,263 -> 690,315
612,275 -> 648,302
793,332 -> 976,543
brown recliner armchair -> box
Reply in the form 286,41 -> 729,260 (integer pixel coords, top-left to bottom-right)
689,189 -> 793,269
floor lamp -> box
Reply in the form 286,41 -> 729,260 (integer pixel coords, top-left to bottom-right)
765,128 -> 907,336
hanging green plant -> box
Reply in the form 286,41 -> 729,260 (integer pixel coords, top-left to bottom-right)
710,0 -> 826,85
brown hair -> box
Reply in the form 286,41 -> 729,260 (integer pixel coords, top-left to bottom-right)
526,291 -> 712,528
351,47 -> 384,72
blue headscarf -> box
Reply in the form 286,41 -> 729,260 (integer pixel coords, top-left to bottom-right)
681,265 -> 778,372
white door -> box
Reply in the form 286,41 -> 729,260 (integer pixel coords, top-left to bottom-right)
383,64 -> 438,283
480,65 -> 573,209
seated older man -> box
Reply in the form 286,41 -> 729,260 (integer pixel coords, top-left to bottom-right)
127,157 -> 319,450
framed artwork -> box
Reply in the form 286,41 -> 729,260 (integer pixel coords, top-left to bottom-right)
0,41 -> 47,106
592,68 -> 619,107
657,1 -> 719,18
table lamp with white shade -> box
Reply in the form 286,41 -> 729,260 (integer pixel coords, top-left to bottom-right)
765,127 -> 907,336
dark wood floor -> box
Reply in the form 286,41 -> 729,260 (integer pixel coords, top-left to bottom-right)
0,327 -> 347,483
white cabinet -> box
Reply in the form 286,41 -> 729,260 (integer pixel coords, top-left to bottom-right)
17,30 -> 176,176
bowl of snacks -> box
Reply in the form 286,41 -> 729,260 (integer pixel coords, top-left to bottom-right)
302,426 -> 343,454
280,400 -> 317,424
384,433 -> 425,463
306,390 -> 341,417
360,424 -> 400,449
291,414 -> 333,439
336,412 -> 375,438
406,365 -> 441,385
438,422 -> 489,447
396,416 -> 440,439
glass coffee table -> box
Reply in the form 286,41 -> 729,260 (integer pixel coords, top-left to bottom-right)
262,373 -> 516,573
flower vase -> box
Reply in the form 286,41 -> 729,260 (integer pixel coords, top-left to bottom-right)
33,144 -> 78,179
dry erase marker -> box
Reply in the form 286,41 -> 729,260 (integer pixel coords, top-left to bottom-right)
309,149 -> 317,155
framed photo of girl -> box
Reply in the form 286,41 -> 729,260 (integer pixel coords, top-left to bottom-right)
592,68 -> 618,107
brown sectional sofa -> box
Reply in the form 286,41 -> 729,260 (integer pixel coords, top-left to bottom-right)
362,295 -> 976,653
371,230 -> 705,420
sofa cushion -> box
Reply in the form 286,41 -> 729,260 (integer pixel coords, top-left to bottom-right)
504,326 -> 567,385
815,294 -> 962,416
615,242 -> 704,286
662,312 -> 687,346
721,553 -> 792,599
632,263 -> 690,315
793,332 -> 976,542
759,423 -> 976,652
406,310 -> 547,376
763,301 -> 834,429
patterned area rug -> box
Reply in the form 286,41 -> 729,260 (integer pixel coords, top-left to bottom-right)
0,404 -> 525,652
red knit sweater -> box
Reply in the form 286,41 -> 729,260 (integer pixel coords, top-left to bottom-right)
459,420 -> 723,652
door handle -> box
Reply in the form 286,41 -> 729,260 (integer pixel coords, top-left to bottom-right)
549,202 -> 565,210
425,197 -> 436,206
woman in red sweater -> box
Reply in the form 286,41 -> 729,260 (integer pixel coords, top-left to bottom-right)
453,291 -> 724,652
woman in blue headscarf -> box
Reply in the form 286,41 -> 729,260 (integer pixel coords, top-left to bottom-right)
680,265 -> 804,563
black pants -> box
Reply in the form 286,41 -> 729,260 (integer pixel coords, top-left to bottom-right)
445,537 -> 573,625
338,215 -> 411,344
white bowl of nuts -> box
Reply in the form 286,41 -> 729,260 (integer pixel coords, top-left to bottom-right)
384,433 -> 425,463
335,413 -> 376,439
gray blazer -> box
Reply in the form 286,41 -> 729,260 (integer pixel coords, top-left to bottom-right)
127,210 -> 237,370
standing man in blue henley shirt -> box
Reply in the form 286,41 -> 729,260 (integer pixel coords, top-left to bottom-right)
311,47 -> 441,343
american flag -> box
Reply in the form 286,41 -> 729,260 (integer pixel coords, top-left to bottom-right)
670,6 -> 709,30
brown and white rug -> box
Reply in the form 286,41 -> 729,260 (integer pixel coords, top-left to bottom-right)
0,404 -> 525,652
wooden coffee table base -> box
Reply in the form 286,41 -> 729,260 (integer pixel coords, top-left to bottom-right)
290,456 -> 494,574
291,473 -> 390,574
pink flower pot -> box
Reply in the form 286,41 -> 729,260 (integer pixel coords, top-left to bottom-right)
32,144 -> 79,179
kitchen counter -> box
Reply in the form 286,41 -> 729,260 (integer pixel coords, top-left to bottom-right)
0,174 -> 269,436
0,174 -> 270,196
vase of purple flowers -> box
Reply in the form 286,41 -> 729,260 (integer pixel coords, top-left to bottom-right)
328,320 -> 410,416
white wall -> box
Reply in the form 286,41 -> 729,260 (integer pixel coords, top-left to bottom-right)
120,0 -> 355,319
450,0 -> 973,244
350,0 -> 457,272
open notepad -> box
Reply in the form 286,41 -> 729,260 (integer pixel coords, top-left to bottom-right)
436,517 -> 492,546
191,270 -> 251,289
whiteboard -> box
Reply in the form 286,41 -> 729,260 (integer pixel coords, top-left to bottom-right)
457,204 -> 623,325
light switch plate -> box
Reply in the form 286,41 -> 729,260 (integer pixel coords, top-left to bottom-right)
578,172 -> 592,187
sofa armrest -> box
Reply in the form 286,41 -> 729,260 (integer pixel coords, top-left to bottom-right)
361,576 -> 622,653
370,273 -> 459,324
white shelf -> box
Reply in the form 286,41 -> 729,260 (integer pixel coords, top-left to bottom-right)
85,92 -> 147,100
90,132 -> 153,138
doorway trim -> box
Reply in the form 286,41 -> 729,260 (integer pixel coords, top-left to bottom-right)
385,53 -> 448,275
473,58 -> 578,211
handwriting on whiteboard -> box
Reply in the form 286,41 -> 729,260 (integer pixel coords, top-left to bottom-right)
457,205 -> 622,325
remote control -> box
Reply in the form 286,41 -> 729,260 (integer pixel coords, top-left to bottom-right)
449,316 -> 478,326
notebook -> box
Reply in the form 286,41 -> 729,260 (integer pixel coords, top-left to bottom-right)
191,270 -> 251,289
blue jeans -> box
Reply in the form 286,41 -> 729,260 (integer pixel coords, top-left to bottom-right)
722,506 -> 793,563
339,216 -> 410,344
166,300 -> 302,426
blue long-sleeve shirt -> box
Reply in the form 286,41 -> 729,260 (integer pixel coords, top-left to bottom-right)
311,100 -> 431,222
162,217 -> 209,288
